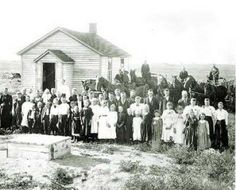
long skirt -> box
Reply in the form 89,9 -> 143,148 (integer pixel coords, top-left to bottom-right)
116,126 -> 125,143
184,125 -> 197,150
133,117 -> 142,141
215,120 -> 228,149
98,116 -> 108,139
205,116 -> 214,147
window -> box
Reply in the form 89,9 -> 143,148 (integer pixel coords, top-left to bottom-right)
120,58 -> 124,69
108,58 -> 112,82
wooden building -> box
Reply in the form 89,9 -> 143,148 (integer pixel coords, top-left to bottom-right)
18,24 -> 130,91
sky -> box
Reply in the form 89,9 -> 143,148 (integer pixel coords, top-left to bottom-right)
0,0 -> 235,67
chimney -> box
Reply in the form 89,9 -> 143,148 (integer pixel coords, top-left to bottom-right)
89,23 -> 97,34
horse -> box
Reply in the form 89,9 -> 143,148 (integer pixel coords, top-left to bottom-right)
114,70 -> 130,85
156,74 -> 169,97
81,79 -> 97,91
130,69 -> 145,87
96,76 -> 131,96
169,75 -> 184,105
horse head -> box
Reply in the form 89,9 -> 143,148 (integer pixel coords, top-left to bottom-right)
82,80 -> 96,91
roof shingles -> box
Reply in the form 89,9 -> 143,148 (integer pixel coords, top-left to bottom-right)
62,28 -> 130,57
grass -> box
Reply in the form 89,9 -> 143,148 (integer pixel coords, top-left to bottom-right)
53,154 -> 110,168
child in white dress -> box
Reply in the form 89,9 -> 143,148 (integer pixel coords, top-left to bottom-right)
173,105 -> 185,145
107,104 -> 118,139
161,102 -> 176,142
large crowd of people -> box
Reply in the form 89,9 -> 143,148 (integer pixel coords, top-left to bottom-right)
0,86 -> 230,151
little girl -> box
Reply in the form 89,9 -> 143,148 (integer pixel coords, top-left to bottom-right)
107,104 -> 118,141
173,105 -> 185,145
161,102 -> 176,143
197,113 -> 210,150
132,109 -> 143,142
151,110 -> 163,150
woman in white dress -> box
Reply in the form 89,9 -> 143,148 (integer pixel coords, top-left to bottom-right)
173,105 -> 185,145
98,100 -> 109,139
106,104 -> 117,139
133,109 -> 143,141
21,95 -> 34,132
161,102 -> 176,142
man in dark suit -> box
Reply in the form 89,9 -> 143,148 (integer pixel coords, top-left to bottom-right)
117,91 -> 130,113
143,89 -> 159,141
107,92 -> 117,110
0,88 -> 13,129
144,89 -> 159,117
159,88 -> 174,113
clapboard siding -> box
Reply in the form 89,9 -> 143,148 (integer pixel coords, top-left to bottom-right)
21,31 -> 101,91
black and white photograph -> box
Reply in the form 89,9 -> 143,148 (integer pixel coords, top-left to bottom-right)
0,0 -> 235,189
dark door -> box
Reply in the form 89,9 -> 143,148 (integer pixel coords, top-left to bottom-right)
43,63 -> 55,90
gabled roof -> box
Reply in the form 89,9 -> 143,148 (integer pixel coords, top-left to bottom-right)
34,49 -> 74,63
18,27 -> 130,57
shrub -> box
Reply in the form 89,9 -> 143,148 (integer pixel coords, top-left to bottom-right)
124,174 -> 165,190
134,143 -> 151,152
52,168 -> 74,186
119,160 -> 141,173
195,149 -> 235,184
167,146 -> 197,165
102,145 -> 120,154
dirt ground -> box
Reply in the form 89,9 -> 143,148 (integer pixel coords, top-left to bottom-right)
0,142 -> 174,190
0,113 -> 234,190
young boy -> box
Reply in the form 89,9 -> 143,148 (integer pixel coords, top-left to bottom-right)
50,98 -> 59,135
58,96 -> 70,136
184,109 -> 198,150
35,101 -> 44,134
27,104 -> 36,134
215,102 -> 229,151
71,105 -> 82,142
141,104 -> 152,143
42,101 -> 51,134
81,99 -> 93,142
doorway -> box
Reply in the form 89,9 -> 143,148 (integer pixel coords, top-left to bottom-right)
43,63 -> 55,90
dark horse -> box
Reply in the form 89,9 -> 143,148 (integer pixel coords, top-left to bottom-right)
169,75 -> 184,105
82,79 -> 97,91
184,75 -> 227,106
